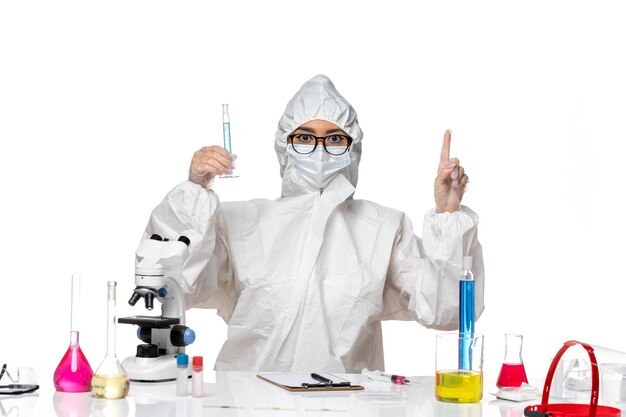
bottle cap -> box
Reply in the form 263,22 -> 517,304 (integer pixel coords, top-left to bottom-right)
177,354 -> 188,367
462,256 -> 473,271
193,356 -> 203,366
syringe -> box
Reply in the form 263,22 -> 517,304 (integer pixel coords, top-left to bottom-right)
362,368 -> 410,385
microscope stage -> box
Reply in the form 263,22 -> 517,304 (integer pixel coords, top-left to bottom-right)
118,315 -> 180,328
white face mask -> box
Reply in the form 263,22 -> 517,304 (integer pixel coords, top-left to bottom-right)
287,144 -> 352,190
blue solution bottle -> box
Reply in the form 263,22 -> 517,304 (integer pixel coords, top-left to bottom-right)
459,256 -> 475,370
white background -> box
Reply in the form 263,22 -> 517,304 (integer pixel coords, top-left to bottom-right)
1,0 -> 625,384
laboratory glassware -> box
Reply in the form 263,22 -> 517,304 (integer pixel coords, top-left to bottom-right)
220,104 -> 238,178
496,333 -> 529,388
459,256 -> 475,370
436,332 -> 484,403
53,275 -> 94,392
176,354 -> 189,396
91,281 -> 129,399
192,356 -> 203,398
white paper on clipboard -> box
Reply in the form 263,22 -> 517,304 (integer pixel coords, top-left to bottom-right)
257,372 -> 364,392
257,373 -> 348,388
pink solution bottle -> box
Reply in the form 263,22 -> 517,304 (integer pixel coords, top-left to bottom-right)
496,333 -> 529,388
53,275 -> 94,392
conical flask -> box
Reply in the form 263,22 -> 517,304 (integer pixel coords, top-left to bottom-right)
91,281 -> 129,399
496,333 -> 529,388
53,275 -> 94,392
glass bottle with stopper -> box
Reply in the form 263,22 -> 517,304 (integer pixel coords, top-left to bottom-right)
91,281 -> 129,399
53,275 -> 94,392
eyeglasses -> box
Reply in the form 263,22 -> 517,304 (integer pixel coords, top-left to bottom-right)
288,134 -> 352,155
0,364 -> 39,395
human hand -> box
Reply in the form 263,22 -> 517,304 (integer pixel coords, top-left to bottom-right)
434,130 -> 469,213
188,146 -> 236,188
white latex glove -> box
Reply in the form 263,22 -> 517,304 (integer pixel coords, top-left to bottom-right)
434,130 -> 469,213
188,145 -> 236,188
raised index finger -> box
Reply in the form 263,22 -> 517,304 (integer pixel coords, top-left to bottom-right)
440,129 -> 451,163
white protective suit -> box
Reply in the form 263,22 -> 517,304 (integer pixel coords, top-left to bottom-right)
144,75 -> 484,373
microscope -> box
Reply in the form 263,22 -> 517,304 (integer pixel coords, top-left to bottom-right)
118,234 -> 196,382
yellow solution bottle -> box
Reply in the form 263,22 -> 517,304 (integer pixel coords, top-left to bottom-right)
91,281 -> 129,399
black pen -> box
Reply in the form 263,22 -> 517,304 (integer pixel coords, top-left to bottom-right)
311,373 -> 333,384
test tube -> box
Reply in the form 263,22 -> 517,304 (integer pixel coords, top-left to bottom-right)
222,104 -> 231,153
459,256 -> 475,370
221,104 -> 237,178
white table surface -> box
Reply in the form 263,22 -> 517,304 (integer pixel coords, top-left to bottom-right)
0,368 -> 539,417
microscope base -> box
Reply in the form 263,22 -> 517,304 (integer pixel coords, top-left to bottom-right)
122,354 -> 191,383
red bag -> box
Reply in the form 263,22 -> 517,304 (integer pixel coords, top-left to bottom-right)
524,340 -> 621,417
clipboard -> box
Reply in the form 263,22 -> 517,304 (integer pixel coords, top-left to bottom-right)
257,373 -> 364,392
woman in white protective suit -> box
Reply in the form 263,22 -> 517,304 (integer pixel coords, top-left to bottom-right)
145,74 -> 484,373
